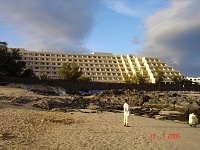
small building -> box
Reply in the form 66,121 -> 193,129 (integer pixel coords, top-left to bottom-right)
186,77 -> 200,85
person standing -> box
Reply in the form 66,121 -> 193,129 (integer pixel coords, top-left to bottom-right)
123,99 -> 130,127
189,112 -> 198,127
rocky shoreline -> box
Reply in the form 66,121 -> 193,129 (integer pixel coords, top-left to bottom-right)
1,83 -> 200,122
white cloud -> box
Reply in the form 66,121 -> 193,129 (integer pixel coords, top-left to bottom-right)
138,0 -> 200,76
102,0 -> 136,16
102,0 -> 169,17
0,0 -> 100,53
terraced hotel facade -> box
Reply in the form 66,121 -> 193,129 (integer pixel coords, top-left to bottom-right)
18,48 -> 182,83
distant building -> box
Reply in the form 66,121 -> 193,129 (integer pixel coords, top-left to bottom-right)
18,48 -> 182,83
186,77 -> 200,85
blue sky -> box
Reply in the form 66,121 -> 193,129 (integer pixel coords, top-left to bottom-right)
87,0 -> 169,55
0,0 -> 200,77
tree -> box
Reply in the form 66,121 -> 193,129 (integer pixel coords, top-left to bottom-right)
170,75 -> 194,85
180,77 -> 194,85
170,75 -> 184,84
123,74 -> 133,84
78,76 -> 91,82
123,72 -> 147,84
155,65 -> 165,84
58,62 -> 82,80
0,41 -> 26,76
21,68 -> 36,78
135,72 -> 147,84
40,72 -> 48,79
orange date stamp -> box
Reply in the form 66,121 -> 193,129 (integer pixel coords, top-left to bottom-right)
150,133 -> 180,140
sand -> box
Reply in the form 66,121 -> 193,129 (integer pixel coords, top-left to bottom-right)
0,86 -> 200,150
1,109 -> 200,150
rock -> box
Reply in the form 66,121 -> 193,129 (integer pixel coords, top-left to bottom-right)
78,109 -> 97,113
86,103 -> 97,110
159,111 -> 183,116
41,119 -> 45,123
150,108 -> 161,111
11,96 -> 31,104
154,115 -> 167,120
32,99 -> 50,109
51,108 -> 63,112
167,114 -> 180,120
141,115 -> 149,118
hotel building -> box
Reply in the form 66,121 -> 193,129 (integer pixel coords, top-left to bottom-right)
18,48 -> 182,83
186,77 -> 200,85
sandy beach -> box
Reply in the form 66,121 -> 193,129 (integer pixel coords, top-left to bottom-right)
1,108 -> 200,150
0,86 -> 200,150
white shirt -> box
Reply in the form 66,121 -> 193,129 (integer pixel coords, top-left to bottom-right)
123,102 -> 130,116
189,113 -> 198,125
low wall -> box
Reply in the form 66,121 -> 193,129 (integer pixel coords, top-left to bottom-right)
1,76 -> 200,91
